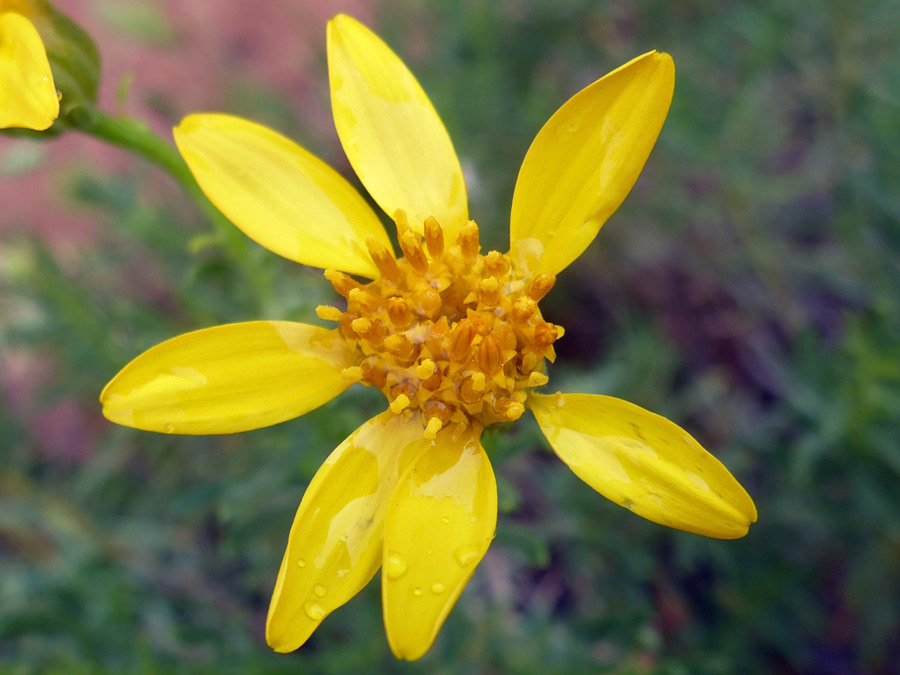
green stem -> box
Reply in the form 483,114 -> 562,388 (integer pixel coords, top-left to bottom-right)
69,107 -> 233,234
68,107 -> 271,308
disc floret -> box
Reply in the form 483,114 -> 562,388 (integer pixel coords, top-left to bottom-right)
318,213 -> 562,439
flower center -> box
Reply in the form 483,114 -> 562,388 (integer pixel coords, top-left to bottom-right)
318,212 -> 561,439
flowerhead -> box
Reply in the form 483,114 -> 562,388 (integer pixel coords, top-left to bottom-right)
101,14 -> 756,661
0,1 -> 59,130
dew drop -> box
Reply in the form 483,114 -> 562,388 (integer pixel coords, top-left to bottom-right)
454,545 -> 480,566
385,552 -> 408,580
304,601 -> 325,621
314,584 -> 326,597
568,123 -> 578,132
296,558 -> 307,568
164,423 -> 175,434
413,587 -> 423,596
431,581 -> 446,594
441,516 -> 450,524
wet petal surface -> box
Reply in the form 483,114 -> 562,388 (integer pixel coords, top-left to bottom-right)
382,424 -> 497,660
101,322 -> 357,434
267,411 -> 430,652
328,14 -> 468,240
509,51 -> 674,276
174,113 -> 391,277
530,393 -> 756,538
0,11 -> 59,130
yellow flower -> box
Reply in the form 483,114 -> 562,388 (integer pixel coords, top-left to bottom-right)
0,5 -> 58,130
101,14 -> 757,661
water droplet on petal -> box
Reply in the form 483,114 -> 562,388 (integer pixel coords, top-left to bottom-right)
314,584 -> 326,597
413,587 -> 423,596
454,545 -> 480,567
304,601 -> 325,621
296,558 -> 306,568
164,424 -> 175,434
385,551 -> 407,580
441,516 -> 450,524
431,581 -> 445,594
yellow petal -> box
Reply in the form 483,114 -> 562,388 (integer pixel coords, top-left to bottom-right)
509,51 -> 674,277
327,14 -> 468,240
529,393 -> 756,539
0,11 -> 59,130
101,322 -> 357,434
174,113 -> 392,278
382,424 -> 497,660
267,411 -> 430,653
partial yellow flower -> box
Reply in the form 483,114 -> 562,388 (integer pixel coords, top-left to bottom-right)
0,7 -> 58,130
101,14 -> 757,661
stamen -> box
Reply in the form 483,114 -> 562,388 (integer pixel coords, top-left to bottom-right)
512,297 -> 537,324
534,322 -> 559,346
459,221 -> 480,260
389,393 -> 411,414
528,371 -> 549,387
478,277 -> 501,306
325,216 -> 563,429
423,416 -> 443,440
478,335 -> 502,374
394,209 -> 411,240
316,305 -> 343,322
526,273 -> 556,301
351,317 -> 372,335
450,319 -> 475,361
324,269 -> 361,298
423,217 -> 444,257
400,231 -> 428,274
416,359 -> 436,380
387,297 -> 413,328
366,236 -> 401,283
484,251 -> 509,277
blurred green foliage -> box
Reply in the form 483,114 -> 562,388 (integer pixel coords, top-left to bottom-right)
2,0 -> 899,673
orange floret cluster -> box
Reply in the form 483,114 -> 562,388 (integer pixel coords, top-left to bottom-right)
318,212 -> 562,439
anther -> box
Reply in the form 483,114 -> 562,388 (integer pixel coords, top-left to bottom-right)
415,287 -> 442,319
423,217 -> 444,257
528,372 -> 549,387
460,372 -> 486,403
458,221 -> 480,259
316,305 -> 343,322
520,352 -> 539,373
351,317 -> 372,335
512,297 -> 537,324
389,393 -> 411,414
534,322 -> 559,346
494,397 -> 525,420
387,297 -> 413,328
478,277 -> 501,306
484,251 -> 509,277
450,319 -> 476,361
478,335 -> 502,374
348,287 -> 381,314
423,416 -> 443,440
394,209 -> 411,240
400,231 -> 429,274
365,236 -> 401,283
526,273 -> 556,301
384,334 -> 415,360
324,269 -> 360,298
341,366 -> 364,383
416,359 -> 436,380
361,361 -> 387,388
